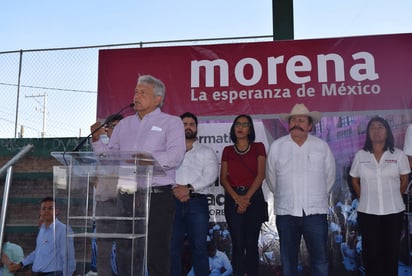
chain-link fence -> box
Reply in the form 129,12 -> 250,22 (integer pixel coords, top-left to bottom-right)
0,36 -> 273,139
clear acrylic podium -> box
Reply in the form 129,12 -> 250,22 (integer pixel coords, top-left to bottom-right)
51,151 -> 165,276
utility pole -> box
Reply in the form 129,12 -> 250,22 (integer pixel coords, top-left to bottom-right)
25,93 -> 47,138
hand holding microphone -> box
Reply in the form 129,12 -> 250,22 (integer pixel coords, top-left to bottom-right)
90,121 -> 106,142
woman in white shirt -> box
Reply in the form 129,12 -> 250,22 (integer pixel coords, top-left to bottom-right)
350,116 -> 410,276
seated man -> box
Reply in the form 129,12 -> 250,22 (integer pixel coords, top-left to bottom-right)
187,241 -> 233,276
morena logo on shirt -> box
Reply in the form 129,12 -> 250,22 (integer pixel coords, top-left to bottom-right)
384,159 -> 397,163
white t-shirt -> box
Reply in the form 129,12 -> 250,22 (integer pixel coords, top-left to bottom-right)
349,148 -> 410,215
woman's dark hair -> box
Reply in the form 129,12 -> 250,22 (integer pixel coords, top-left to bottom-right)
363,116 -> 394,153
229,114 -> 256,143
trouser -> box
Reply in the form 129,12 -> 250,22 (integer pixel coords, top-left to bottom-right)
171,195 -> 210,276
358,211 -> 403,276
95,199 -> 121,276
147,187 -> 176,276
116,186 -> 175,276
224,187 -> 265,276
276,214 -> 329,276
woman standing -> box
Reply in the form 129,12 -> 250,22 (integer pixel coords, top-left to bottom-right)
349,116 -> 410,276
220,114 -> 267,276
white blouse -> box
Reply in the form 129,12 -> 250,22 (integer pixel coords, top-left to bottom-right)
404,124 -> 412,156
349,148 -> 410,215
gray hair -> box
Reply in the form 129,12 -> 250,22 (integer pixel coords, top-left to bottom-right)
137,75 -> 166,108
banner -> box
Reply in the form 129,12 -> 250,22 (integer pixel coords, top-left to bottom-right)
97,33 -> 412,275
97,33 -> 412,120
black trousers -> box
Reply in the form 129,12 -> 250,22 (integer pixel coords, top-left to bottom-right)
116,188 -> 175,276
224,187 -> 265,276
358,211 -> 403,276
147,190 -> 176,276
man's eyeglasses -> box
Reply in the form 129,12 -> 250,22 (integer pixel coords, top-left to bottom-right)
41,206 -> 54,211
235,122 -> 250,128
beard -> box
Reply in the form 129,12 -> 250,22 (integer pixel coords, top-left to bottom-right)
185,129 -> 197,139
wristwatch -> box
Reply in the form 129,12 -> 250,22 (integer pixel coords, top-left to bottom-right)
187,184 -> 194,197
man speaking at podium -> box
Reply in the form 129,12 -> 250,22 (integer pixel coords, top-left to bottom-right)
92,74 -> 186,276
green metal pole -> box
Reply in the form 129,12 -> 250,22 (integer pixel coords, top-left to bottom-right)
273,0 -> 294,40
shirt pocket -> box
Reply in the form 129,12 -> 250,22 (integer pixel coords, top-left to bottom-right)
276,155 -> 293,175
307,152 -> 324,172
142,128 -> 167,152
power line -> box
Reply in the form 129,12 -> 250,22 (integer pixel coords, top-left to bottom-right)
0,82 -> 96,94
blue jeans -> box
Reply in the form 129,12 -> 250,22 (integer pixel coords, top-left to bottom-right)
171,195 -> 210,276
276,214 -> 329,276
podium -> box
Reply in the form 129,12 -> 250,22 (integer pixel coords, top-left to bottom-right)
51,151 -> 165,276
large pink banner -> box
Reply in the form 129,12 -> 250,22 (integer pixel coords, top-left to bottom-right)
97,33 -> 412,119
96,33 -> 412,274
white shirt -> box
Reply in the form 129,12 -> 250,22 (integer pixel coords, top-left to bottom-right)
404,124 -> 412,156
349,148 -> 410,215
266,134 -> 336,216
209,250 -> 233,276
176,140 -> 219,194
187,250 -> 233,276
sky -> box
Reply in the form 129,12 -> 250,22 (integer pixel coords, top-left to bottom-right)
1,0 -> 411,138
2,1 -> 412,51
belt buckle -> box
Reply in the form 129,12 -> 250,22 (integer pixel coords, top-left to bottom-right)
238,186 -> 247,192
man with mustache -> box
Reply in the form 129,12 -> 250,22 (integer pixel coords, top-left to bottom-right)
265,103 -> 336,276
170,112 -> 218,276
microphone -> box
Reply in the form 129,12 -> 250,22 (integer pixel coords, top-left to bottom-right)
103,103 -> 134,125
72,103 -> 134,152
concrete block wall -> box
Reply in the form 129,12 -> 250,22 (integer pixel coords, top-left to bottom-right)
0,137 -> 91,257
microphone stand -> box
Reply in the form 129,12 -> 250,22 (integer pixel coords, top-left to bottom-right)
71,103 -> 134,152
71,124 -> 105,152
